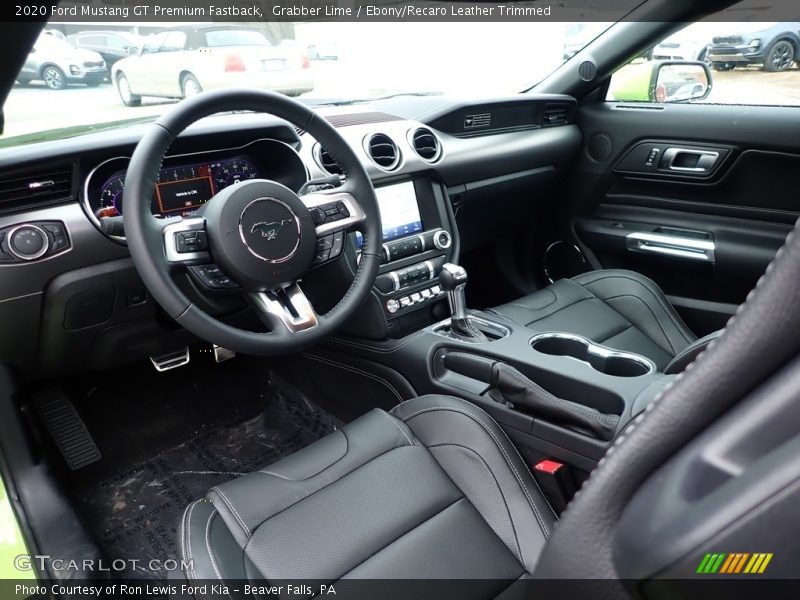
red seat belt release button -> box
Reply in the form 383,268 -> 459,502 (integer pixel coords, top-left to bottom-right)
533,459 -> 575,514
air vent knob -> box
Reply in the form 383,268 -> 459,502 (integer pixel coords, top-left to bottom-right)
8,224 -> 49,260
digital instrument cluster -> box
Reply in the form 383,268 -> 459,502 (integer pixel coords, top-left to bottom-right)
97,157 -> 258,218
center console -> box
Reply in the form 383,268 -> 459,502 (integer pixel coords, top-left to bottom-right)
335,177 -> 458,339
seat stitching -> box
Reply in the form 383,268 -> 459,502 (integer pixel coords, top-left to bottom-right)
393,396 -> 559,521
259,428 -> 351,479
182,500 -> 200,582
514,297 -> 594,327
302,353 -> 406,403
574,272 -> 694,345
602,294 -> 678,354
329,329 -> 430,354
210,487 -> 251,538
244,445 -> 416,540
427,442 -> 524,565
333,497 -> 468,581
502,368 -> 619,425
204,510 -> 233,597
379,410 -> 414,446
400,406 -> 553,536
596,323 -> 634,344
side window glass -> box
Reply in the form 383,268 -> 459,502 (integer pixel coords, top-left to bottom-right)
608,22 -> 800,106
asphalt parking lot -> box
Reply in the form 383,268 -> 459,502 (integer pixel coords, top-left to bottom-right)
3,64 -> 800,141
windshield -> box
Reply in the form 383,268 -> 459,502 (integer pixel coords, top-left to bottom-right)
4,20 -> 614,144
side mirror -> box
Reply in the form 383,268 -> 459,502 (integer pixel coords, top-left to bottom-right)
610,60 -> 712,104
127,46 -> 139,55
654,61 -> 712,103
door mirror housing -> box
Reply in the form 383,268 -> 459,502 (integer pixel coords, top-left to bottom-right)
610,60 -> 713,104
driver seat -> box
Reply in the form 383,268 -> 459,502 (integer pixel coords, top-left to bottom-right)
181,395 -> 555,588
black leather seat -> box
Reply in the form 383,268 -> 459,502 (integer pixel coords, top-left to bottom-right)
181,395 -> 556,590
489,269 -> 717,373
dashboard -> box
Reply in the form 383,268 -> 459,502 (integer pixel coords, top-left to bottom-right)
0,94 -> 581,378
83,138 -> 308,237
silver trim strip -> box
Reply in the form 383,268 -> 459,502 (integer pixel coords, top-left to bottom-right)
529,332 -> 655,376
388,271 -> 401,292
626,232 -> 715,263
250,284 -> 318,333
301,190 -> 366,236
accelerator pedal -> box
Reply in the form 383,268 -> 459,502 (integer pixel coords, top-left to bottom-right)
33,391 -> 101,470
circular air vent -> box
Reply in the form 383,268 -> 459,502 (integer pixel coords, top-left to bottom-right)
314,145 -> 343,177
364,133 -> 400,170
409,127 -> 441,162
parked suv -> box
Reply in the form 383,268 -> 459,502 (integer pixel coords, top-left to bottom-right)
67,30 -> 142,77
17,33 -> 106,89
707,22 -> 800,71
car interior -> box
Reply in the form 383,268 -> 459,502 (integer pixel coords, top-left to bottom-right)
2,1 -> 800,598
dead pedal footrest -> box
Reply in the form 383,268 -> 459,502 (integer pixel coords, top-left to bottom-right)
33,391 -> 101,470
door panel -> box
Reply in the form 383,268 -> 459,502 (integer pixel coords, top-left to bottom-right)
566,102 -> 799,336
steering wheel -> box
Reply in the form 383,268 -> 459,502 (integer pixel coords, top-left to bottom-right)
123,89 -> 382,355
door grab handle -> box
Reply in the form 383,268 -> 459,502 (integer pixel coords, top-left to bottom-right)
626,232 -> 715,262
662,148 -> 720,173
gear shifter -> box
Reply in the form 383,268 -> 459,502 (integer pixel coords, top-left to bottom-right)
439,264 -> 490,342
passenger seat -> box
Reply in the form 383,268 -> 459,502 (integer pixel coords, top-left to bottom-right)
488,269 -> 721,373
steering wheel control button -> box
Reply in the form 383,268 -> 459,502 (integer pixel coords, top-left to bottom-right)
316,200 -> 351,224
175,231 -> 208,254
8,224 -> 49,261
189,264 -> 240,290
239,198 -> 301,263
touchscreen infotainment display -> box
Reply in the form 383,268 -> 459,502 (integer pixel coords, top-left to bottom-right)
375,181 -> 423,241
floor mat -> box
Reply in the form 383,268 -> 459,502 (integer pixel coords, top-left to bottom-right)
69,369 -> 341,580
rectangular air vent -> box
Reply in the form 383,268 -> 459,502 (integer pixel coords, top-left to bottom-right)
542,103 -> 572,127
0,163 -> 74,213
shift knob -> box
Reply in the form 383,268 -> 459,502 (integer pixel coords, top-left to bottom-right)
439,263 -> 468,293
439,263 -> 468,322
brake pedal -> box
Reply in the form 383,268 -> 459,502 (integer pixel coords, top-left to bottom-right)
33,391 -> 101,470
150,347 -> 190,372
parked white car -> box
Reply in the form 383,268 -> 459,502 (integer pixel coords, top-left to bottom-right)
111,26 -> 314,107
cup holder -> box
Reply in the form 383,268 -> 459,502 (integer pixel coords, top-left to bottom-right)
530,333 -> 655,377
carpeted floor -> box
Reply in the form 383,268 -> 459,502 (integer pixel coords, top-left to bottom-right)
62,358 -> 341,579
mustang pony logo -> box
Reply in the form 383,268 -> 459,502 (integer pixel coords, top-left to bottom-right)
250,219 -> 293,241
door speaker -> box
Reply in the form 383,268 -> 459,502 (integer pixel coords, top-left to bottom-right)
587,133 -> 613,163
543,241 -> 589,283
